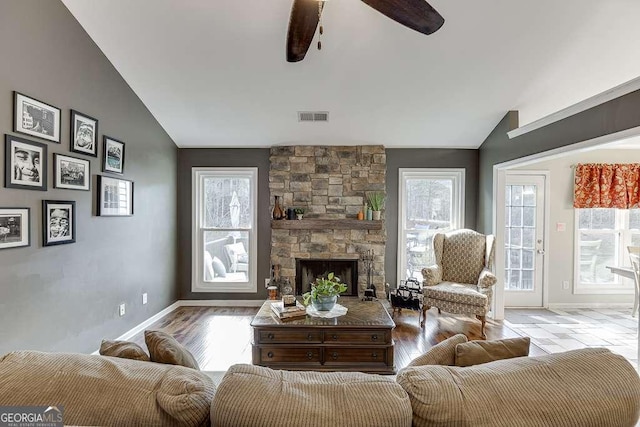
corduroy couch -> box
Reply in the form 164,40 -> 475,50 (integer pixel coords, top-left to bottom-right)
1,343 -> 639,426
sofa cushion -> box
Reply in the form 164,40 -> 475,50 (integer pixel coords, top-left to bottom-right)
0,351 -> 215,427
408,334 -> 468,367
424,282 -> 487,307
145,330 -> 200,370
397,348 -> 640,427
99,339 -> 150,361
211,364 -> 412,427
454,337 -> 530,367
441,231 -> 486,284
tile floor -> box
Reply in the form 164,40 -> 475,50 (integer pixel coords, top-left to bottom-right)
505,307 -> 638,368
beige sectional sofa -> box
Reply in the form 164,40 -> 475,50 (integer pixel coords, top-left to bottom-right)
1,344 -> 639,426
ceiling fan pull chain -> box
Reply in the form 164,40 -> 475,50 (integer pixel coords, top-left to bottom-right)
317,1 -> 324,50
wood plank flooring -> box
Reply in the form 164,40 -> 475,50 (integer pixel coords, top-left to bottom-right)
130,304 -> 545,372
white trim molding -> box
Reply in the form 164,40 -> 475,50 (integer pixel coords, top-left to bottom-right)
508,76 -> 640,139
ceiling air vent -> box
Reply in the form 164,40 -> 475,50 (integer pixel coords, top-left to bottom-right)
298,111 -> 329,122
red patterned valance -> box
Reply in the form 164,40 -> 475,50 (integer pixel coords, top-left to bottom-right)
574,163 -> 640,208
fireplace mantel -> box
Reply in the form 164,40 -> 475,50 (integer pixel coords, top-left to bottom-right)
271,219 -> 382,230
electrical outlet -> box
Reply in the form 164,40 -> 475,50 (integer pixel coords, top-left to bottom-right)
142,293 -> 148,305
562,281 -> 569,290
119,303 -> 126,316
265,278 -> 270,288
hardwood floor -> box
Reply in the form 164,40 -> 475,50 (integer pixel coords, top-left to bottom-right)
130,304 -> 545,372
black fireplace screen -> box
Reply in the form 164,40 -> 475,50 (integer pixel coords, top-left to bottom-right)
295,259 -> 358,296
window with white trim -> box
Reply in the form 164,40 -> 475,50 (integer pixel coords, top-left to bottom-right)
398,168 -> 465,284
574,208 -> 640,293
192,167 -> 257,292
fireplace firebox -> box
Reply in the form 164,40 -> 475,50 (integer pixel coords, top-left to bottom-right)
295,259 -> 358,296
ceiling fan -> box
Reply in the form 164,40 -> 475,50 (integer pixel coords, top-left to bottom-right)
286,0 -> 445,62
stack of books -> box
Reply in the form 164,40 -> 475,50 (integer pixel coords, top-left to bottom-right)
271,301 -> 307,320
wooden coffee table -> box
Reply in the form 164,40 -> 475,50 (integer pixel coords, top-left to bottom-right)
251,297 -> 396,374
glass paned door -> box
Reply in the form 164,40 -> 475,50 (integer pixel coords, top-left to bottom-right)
504,174 -> 546,307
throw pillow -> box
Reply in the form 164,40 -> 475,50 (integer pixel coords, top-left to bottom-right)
407,334 -> 468,367
144,330 -> 200,370
99,340 -> 150,361
212,256 -> 227,278
454,336 -> 530,367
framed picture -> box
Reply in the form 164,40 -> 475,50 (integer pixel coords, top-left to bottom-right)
14,92 -> 61,143
42,200 -> 76,246
0,208 -> 30,250
70,110 -> 98,157
103,136 -> 125,174
5,134 -> 47,191
97,175 -> 134,216
54,153 -> 90,191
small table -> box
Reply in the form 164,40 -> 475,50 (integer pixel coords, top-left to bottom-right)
606,265 -> 638,317
251,298 -> 396,374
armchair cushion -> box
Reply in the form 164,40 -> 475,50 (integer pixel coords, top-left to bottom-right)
421,265 -> 442,287
477,268 -> 497,288
441,232 -> 486,284
454,337 -> 530,367
407,334 -> 468,367
424,283 -> 487,307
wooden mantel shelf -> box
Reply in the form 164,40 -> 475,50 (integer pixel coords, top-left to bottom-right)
271,219 -> 382,230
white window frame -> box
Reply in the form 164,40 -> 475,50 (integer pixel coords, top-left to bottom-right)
573,208 -> 637,294
397,168 -> 465,285
191,167 -> 258,293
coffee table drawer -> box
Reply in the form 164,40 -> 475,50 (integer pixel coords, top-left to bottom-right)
324,347 -> 388,365
323,329 -> 390,344
257,329 -> 322,344
258,347 -> 321,363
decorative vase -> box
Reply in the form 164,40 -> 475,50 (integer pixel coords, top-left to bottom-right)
366,208 -> 373,221
372,210 -> 381,220
357,210 -> 364,220
311,295 -> 337,311
272,196 -> 284,220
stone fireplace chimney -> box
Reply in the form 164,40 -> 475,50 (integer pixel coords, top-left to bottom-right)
269,146 -> 386,296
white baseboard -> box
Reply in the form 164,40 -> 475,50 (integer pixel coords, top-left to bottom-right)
91,299 -> 264,354
548,302 -> 633,309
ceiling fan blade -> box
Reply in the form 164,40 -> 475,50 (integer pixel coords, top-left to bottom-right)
360,0 -> 444,35
286,0 -> 323,62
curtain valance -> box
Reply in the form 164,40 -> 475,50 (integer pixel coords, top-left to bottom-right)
573,163 -> 640,208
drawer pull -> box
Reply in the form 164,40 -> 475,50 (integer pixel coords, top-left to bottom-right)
307,351 -> 314,360
267,333 -> 274,340
307,333 -> 313,341
371,334 -> 378,341
267,351 -> 274,358
332,334 -> 338,340
331,352 -> 338,360
372,352 -> 378,358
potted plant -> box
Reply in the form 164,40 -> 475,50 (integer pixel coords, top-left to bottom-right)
367,192 -> 384,220
294,207 -> 305,220
302,272 -> 347,311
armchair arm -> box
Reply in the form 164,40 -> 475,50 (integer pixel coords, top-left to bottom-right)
477,268 -> 497,288
422,265 -> 442,287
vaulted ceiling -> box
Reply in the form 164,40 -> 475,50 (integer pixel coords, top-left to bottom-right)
62,0 -> 640,148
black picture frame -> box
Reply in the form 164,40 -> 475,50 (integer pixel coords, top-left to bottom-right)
13,92 -> 61,143
70,110 -> 98,157
42,200 -> 76,246
0,207 -> 31,250
5,134 -> 47,191
102,136 -> 125,174
97,175 -> 134,216
54,153 -> 90,191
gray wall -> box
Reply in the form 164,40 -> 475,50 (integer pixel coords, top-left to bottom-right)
0,0 -> 178,354
177,149 -> 271,300
385,149 -> 479,286
479,89 -> 640,232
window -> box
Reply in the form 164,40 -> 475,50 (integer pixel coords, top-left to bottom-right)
575,208 -> 640,293
192,167 -> 257,292
398,168 -> 465,284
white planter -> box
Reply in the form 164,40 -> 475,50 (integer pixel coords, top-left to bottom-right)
372,210 -> 381,220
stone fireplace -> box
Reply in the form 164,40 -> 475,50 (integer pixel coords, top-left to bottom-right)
269,146 -> 386,296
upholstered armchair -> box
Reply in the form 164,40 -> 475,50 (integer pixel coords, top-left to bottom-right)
421,229 -> 496,338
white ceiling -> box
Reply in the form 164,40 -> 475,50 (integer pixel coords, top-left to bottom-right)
62,0 -> 640,149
